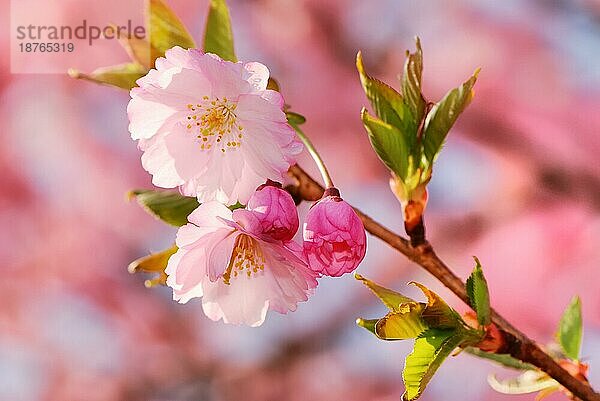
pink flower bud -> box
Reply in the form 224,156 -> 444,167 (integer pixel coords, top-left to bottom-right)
246,185 -> 299,241
303,190 -> 367,276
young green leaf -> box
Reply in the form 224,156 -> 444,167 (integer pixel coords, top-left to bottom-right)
128,245 -> 178,287
402,328 -> 464,400
361,109 -> 410,179
357,52 -> 416,139
228,201 -> 246,211
422,69 -> 479,164
286,111 -> 306,125
375,304 -> 428,340
356,318 -> 379,336
128,245 -> 178,274
465,347 -> 535,371
400,37 -> 426,125
465,256 -> 491,326
557,296 -> 583,360
117,34 -> 161,69
147,0 -> 196,56
128,189 -> 200,227
68,63 -> 146,90
204,0 -> 237,62
355,274 -> 416,311
267,77 -> 280,91
410,282 -> 461,329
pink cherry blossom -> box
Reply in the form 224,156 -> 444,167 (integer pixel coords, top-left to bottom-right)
303,190 -> 367,277
128,47 -> 302,205
246,184 -> 299,241
165,195 -> 317,327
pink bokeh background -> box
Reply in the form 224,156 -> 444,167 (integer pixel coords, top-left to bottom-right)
10,0 -> 146,73
2,0 -> 600,400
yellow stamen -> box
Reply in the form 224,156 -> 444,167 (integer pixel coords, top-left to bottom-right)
222,235 -> 266,285
184,96 -> 244,153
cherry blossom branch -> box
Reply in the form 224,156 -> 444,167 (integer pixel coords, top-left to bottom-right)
288,164 -> 600,401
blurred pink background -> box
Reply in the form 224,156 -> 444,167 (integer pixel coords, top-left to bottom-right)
2,0 -> 600,400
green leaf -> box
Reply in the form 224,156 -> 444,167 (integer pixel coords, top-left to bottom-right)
128,245 -> 177,273
286,111 -> 306,125
128,189 -> 200,227
422,68 -> 479,164
488,370 -> 559,396
410,282 -> 461,329
128,245 -> 177,287
356,318 -> 379,336
361,109 -> 410,178
229,201 -> 245,211
267,77 -> 280,91
557,296 -> 583,360
401,37 -> 426,125
148,0 -> 196,56
375,304 -> 428,340
402,328 -> 464,400
465,347 -> 535,371
204,0 -> 237,62
355,274 -> 416,311
117,34 -> 161,69
356,52 -> 416,138
68,63 -> 147,90
465,256 -> 491,326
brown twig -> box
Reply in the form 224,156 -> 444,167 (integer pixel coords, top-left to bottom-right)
288,164 -> 600,401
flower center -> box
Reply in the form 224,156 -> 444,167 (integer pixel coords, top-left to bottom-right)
185,96 -> 244,153
222,234 -> 265,285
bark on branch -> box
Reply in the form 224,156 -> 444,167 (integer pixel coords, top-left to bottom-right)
288,164 -> 600,401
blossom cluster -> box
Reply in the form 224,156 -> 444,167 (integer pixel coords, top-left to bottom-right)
128,47 -> 366,326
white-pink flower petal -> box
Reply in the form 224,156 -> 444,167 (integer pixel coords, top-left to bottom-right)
165,198 -> 317,326
128,48 -> 301,204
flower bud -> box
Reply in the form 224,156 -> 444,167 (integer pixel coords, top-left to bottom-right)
389,173 -> 428,246
246,185 -> 299,241
463,311 -> 505,353
558,359 -> 588,382
303,189 -> 367,276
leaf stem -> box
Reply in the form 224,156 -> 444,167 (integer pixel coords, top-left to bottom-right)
291,123 -> 334,189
